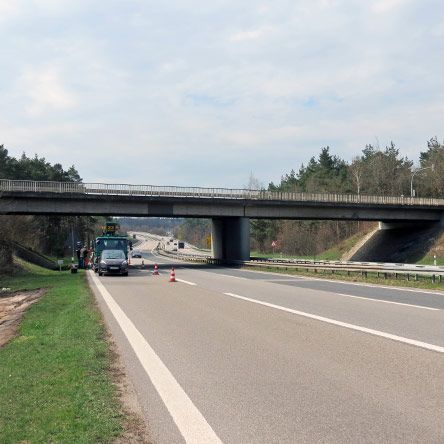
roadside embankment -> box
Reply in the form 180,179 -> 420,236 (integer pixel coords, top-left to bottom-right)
0,259 -> 128,443
348,223 -> 442,263
11,241 -> 58,270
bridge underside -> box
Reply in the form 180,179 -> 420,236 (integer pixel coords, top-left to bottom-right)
2,192 -> 444,262
1,192 -> 442,222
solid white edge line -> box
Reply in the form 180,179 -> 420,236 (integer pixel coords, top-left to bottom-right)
239,267 -> 444,296
176,278 -> 197,286
336,293 -> 439,311
90,271 -> 222,444
223,292 -> 444,354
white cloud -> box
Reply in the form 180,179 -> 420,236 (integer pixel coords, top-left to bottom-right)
371,0 -> 406,14
0,0 -> 23,22
229,25 -> 274,42
19,67 -> 77,116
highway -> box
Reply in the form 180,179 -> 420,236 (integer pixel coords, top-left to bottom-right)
89,233 -> 444,443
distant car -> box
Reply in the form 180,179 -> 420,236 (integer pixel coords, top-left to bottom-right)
131,250 -> 142,258
99,250 -> 128,276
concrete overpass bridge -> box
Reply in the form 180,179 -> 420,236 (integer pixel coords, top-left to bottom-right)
2,179 -> 444,261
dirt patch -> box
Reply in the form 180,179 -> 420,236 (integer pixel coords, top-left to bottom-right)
0,289 -> 46,348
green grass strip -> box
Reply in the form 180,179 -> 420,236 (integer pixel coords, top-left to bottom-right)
0,260 -> 123,443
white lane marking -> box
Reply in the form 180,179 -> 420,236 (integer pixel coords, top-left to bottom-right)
264,278 -> 318,282
90,272 -> 222,444
198,269 -> 438,308
223,292 -> 444,354
198,271 -> 247,280
240,267 -> 444,296
176,278 -> 197,286
336,293 -> 439,311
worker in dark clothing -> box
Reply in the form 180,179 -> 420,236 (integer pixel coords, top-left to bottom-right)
76,246 -> 81,267
82,246 -> 89,268
79,246 -> 85,269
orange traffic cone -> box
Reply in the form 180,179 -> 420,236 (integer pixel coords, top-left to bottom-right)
153,264 -> 159,275
169,267 -> 176,283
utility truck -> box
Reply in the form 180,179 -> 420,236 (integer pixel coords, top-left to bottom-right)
92,222 -> 131,273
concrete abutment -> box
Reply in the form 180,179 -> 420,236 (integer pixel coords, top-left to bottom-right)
350,220 -> 443,262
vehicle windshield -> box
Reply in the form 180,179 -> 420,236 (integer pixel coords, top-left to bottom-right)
102,250 -> 125,260
97,238 -> 127,249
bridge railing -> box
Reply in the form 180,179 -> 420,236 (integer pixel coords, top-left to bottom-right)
1,179 -> 444,206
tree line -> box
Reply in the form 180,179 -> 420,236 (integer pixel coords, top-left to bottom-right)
177,137 -> 444,255
117,217 -> 183,236
253,137 -> 444,255
0,145 -> 102,267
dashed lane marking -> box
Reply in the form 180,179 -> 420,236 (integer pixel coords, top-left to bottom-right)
336,293 -> 439,310
175,278 -> 197,286
223,292 -> 444,354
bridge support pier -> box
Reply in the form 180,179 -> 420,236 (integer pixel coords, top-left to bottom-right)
211,217 -> 250,262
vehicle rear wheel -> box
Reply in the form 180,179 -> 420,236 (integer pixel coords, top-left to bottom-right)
98,271 -> 103,276
122,272 -> 128,276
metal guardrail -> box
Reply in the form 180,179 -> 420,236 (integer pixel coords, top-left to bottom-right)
247,257 -> 444,275
248,256 -> 444,272
157,249 -> 212,262
1,179 -> 444,206
243,261 -> 444,283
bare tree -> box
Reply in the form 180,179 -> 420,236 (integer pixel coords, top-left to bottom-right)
245,172 -> 262,190
349,156 -> 364,195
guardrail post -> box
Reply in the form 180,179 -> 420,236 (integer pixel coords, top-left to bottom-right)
432,274 -> 436,283
407,274 -> 410,281
415,274 -> 418,281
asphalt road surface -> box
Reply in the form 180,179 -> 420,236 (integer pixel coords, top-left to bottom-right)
89,234 -> 444,443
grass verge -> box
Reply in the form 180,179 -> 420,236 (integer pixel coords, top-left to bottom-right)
0,259 -> 123,443
251,231 -> 374,261
416,256 -> 444,266
243,265 -> 444,291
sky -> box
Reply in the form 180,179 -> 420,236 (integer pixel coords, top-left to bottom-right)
1,0 -> 443,188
